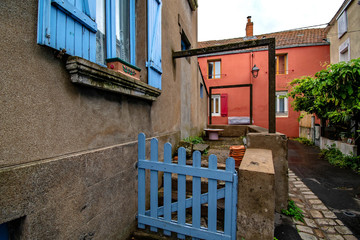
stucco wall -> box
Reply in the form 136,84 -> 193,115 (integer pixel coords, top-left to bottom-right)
198,45 -> 330,138
0,0 -> 206,238
328,0 -> 360,63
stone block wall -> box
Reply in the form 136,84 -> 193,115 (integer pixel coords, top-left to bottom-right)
237,148 -> 275,240
247,132 -> 288,212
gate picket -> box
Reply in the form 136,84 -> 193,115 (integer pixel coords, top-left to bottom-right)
137,133 -> 146,229
192,151 -> 201,240
163,143 -> 172,236
150,138 -> 159,232
208,155 -> 218,232
177,147 -> 186,239
224,158 -> 235,236
137,133 -> 238,240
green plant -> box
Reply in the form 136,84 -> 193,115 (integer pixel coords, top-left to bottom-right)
274,237 -> 279,240
281,200 -> 304,222
320,144 -> 360,174
203,148 -> 209,155
293,137 -> 314,146
183,136 -> 204,145
288,58 -> 360,124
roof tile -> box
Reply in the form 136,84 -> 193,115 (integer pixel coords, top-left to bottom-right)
198,28 -> 327,48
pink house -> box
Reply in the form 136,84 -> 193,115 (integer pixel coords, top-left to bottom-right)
198,17 -> 330,137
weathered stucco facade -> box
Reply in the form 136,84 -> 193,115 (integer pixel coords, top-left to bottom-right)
326,0 -> 360,63
0,0 -> 207,238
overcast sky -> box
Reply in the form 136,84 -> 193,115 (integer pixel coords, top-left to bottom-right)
198,0 -> 345,41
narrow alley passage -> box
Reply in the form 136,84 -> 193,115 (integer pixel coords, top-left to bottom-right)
288,140 -> 360,239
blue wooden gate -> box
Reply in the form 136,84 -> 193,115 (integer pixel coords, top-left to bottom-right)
137,133 -> 238,240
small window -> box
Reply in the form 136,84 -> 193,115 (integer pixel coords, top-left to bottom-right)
211,95 -> 221,116
276,54 -> 287,75
338,10 -> 348,38
208,60 -> 221,79
200,83 -> 203,99
339,38 -> 350,62
181,31 -> 191,51
276,91 -> 288,117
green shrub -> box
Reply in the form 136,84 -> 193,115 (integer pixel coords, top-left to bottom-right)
281,200 -> 304,222
293,137 -> 314,146
321,144 -> 360,174
183,136 -> 204,145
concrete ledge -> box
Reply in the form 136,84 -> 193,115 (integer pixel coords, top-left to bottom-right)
237,148 -> 275,240
320,137 -> 357,156
66,56 -> 161,101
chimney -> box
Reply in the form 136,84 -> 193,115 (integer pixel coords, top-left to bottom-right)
246,16 -> 253,37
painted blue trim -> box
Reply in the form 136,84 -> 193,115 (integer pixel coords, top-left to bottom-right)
231,171 -> 238,240
163,142 -> 172,236
137,161 -> 234,181
177,147 -> 186,239
107,0 -> 117,58
82,0 -> 91,17
137,216 -> 231,240
51,0 -> 97,32
137,133 -> 238,239
145,187 -> 226,217
208,155 -> 218,232
192,151 -> 201,240
147,0 -> 162,89
130,0 -> 136,65
224,158 -> 235,236
137,133 -> 146,229
150,138 -> 159,232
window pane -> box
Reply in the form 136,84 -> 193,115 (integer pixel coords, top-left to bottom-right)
96,0 -> 106,65
277,55 -> 285,74
208,62 -> 213,79
279,98 -> 285,112
215,98 -> 219,113
215,61 -> 221,78
116,0 -> 131,62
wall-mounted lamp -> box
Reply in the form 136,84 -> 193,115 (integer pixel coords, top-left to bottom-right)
252,65 -> 260,78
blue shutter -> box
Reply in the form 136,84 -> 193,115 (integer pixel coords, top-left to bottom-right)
37,0 -> 97,62
147,0 -> 162,90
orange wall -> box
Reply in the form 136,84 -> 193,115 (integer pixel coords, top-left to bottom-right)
199,45 -> 330,137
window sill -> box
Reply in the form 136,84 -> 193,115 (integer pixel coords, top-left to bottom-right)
66,56 -> 161,101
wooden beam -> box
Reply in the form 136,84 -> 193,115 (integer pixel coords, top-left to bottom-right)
268,40 -> 276,133
173,38 -> 275,59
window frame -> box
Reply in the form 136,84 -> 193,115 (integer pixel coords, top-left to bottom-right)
276,54 -> 287,75
97,0 -> 136,66
211,94 -> 221,116
339,38 -> 350,62
275,91 -> 288,117
337,10 -> 348,39
207,59 -> 222,79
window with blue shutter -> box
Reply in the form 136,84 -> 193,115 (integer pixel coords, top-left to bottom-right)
37,0 -> 97,62
37,0 -> 136,66
147,0 -> 162,89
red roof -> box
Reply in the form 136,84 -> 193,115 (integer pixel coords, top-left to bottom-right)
198,28 -> 328,49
